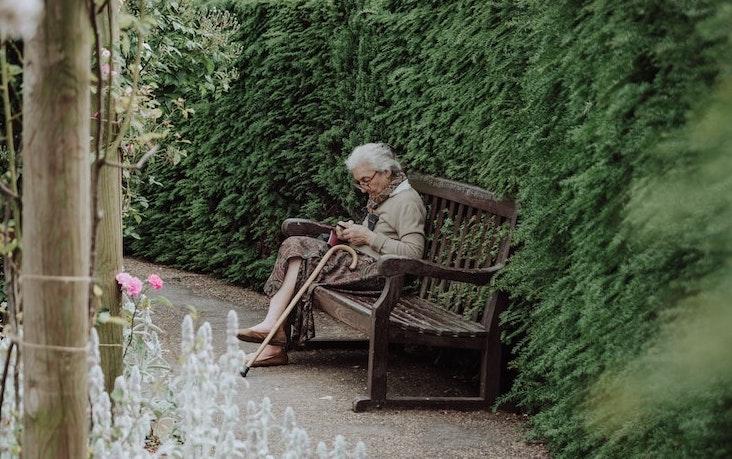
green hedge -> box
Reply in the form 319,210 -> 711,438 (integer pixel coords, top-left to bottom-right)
130,0 -> 731,456
129,0 -> 364,281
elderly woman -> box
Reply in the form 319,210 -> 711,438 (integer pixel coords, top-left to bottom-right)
237,143 -> 426,366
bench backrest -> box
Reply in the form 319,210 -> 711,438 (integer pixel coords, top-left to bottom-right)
409,173 -> 518,326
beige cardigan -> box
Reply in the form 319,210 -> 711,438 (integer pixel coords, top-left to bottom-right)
354,183 -> 426,260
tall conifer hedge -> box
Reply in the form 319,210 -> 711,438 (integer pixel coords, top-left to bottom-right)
130,0 -> 731,455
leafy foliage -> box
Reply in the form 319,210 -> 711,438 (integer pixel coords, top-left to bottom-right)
130,0 -> 731,455
129,0 -> 362,280
119,0 -> 243,240
583,9 -> 732,456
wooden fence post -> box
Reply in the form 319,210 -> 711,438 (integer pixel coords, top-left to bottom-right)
21,0 -> 91,456
94,0 -> 125,394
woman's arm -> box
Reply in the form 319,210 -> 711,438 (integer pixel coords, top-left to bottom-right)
342,223 -> 425,258
370,231 -> 424,258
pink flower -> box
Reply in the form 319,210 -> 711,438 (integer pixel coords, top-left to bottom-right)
116,272 -> 133,285
147,274 -> 164,290
124,277 -> 143,297
115,271 -> 143,298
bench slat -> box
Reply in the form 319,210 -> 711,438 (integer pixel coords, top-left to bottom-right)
393,301 -> 457,335
314,288 -> 486,339
329,291 -> 453,334
419,193 -> 441,298
393,298 -> 486,338
435,201 -> 468,295
424,198 -> 448,301
401,297 -> 483,333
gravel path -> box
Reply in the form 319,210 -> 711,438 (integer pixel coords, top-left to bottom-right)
125,257 -> 548,458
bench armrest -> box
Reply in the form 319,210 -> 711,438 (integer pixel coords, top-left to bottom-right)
372,255 -> 504,286
281,218 -> 333,237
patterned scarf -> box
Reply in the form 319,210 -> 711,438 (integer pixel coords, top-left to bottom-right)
366,170 -> 407,213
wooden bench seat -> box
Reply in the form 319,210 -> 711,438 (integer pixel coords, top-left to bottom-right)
283,173 -> 517,411
314,288 -> 488,347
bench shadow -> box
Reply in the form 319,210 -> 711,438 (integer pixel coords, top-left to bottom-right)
290,345 -> 481,398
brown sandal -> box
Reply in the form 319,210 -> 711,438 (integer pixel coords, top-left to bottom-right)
236,327 -> 287,347
250,348 -> 288,367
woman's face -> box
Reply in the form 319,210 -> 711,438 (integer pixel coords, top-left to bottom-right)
352,162 -> 391,196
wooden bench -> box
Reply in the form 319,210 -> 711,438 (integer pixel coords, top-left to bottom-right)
281,173 -> 517,411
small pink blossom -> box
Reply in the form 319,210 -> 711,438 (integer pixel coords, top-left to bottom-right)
124,277 -> 143,297
147,274 -> 164,290
116,272 -> 133,285
116,271 -> 143,298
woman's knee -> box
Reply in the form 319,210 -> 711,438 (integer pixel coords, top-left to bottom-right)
280,235 -> 311,252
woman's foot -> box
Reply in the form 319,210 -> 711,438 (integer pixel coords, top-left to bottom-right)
249,345 -> 288,367
236,325 -> 287,346
246,322 -> 272,334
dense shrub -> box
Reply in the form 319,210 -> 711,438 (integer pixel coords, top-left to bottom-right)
129,0 -> 360,281
130,0 -> 731,456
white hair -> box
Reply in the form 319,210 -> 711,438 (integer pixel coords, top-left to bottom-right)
345,143 -> 402,173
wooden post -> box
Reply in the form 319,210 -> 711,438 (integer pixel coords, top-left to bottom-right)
94,0 -> 125,394
21,0 -> 91,456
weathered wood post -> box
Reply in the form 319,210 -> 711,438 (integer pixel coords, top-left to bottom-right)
94,0 -> 125,394
21,0 -> 91,456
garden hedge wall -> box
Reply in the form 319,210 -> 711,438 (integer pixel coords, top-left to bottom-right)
130,0 -> 731,456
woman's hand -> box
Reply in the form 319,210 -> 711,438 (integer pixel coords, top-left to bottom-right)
335,220 -> 353,239
340,221 -> 373,246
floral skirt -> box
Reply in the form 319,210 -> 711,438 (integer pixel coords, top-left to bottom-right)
263,236 -> 383,346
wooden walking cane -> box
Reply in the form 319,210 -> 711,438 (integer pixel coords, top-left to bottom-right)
240,244 -> 358,377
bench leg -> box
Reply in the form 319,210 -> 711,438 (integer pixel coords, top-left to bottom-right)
479,290 -> 506,404
352,276 -> 402,412
478,342 -> 500,404
356,311 -> 389,411
352,328 -> 388,412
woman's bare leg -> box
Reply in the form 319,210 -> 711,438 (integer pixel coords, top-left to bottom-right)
248,258 -> 302,360
250,257 -> 302,332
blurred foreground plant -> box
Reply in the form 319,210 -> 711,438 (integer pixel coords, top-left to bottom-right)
584,12 -> 732,454
3,273 -> 367,457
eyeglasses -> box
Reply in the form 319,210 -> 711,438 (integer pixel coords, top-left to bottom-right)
353,171 -> 378,189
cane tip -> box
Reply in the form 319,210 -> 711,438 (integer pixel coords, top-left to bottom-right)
240,366 -> 250,378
